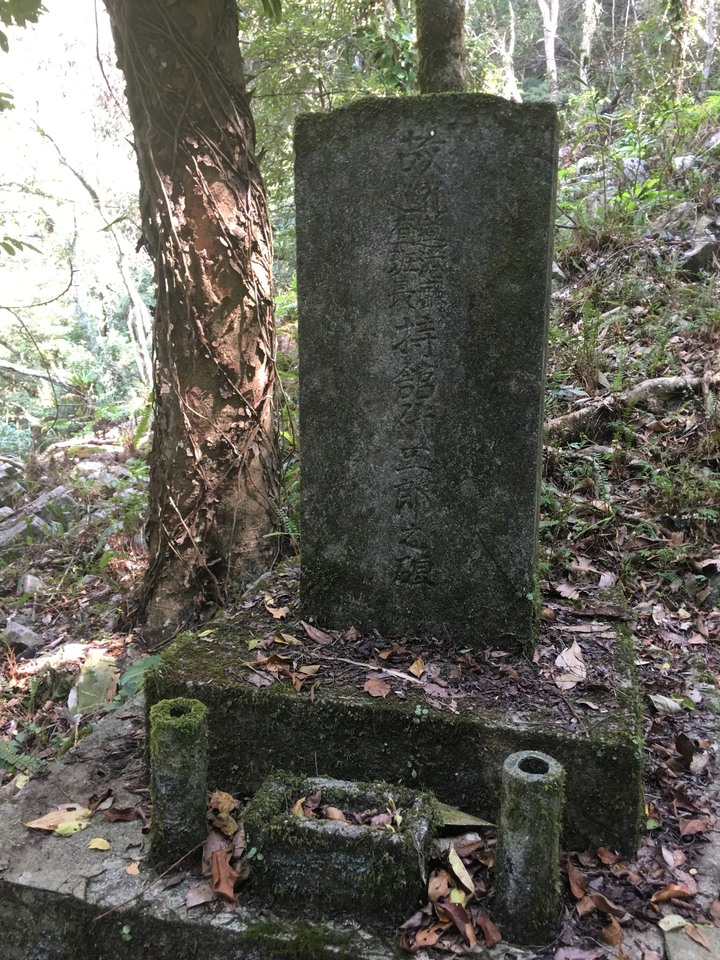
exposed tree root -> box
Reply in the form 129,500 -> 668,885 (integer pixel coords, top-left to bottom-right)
546,371 -> 720,443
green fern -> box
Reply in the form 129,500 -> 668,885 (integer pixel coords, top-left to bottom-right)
0,740 -> 43,775
268,500 -> 300,546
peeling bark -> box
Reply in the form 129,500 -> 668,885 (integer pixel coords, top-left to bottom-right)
103,0 -> 282,631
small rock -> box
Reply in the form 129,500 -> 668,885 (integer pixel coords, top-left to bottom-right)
702,130 -> 720,152
0,515 -> 52,552
673,154 -> 698,173
623,156 -> 647,180
4,620 -> 44,654
16,573 -> 45,597
575,155 -> 598,174
681,238 -> 720,277
650,201 -> 698,236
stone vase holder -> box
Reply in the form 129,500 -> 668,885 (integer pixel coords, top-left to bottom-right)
241,772 -> 437,922
148,696 -> 208,865
493,750 -> 565,945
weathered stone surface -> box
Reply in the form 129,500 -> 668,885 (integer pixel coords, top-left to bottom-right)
0,703 -> 409,960
493,752 -> 565,944
16,573 -> 45,597
146,621 -> 644,854
4,619 -> 44,654
243,774 -> 435,922
296,95 -> 558,651
0,515 -> 51,551
664,925 -> 720,960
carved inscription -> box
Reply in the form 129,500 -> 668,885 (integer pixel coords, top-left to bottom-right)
388,128 -> 450,586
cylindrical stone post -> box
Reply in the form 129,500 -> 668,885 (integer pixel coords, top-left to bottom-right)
149,697 -> 208,865
493,750 -> 565,944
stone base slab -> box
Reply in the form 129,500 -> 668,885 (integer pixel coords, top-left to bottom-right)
146,625 -> 644,854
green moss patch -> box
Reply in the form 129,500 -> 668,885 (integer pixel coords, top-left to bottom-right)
146,616 -> 643,853
242,773 -> 436,922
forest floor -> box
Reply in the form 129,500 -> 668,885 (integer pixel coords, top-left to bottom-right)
2,156 -> 720,957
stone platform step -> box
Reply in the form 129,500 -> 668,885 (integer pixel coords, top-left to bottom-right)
0,704 -> 411,960
146,618 -> 644,854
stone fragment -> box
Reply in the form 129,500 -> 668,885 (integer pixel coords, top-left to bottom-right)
16,573 -> 45,597
4,620 -> 44,656
0,515 -> 51,551
296,95 -> 558,651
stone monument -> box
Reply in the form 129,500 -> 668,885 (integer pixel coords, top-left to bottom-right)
296,95 -> 558,651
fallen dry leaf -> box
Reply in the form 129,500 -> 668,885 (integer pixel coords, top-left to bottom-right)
186,882 -> 217,909
600,916 -> 624,946
685,925 -> 712,951
435,901 -> 477,947
567,858 -> 588,899
554,640 -> 587,690
588,891 -> 627,918
322,805 -> 347,822
448,845 -> 475,894
409,658 -> 425,678
554,580 -> 580,600
364,677 -> 391,698
414,923 -> 447,948
210,791 -> 237,815
576,894 -> 597,917
125,861 -> 140,875
202,828 -> 232,874
474,906 -> 502,947
87,837 -> 111,851
246,672 -> 273,687
300,620 -> 334,644
211,848 -> 240,903
679,818 -> 709,836
428,869 -> 453,902
650,882 -> 695,903
24,804 -> 93,834
597,846 -> 621,865
648,693 -> 682,715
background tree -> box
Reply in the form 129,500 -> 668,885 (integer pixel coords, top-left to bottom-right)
416,0 -> 466,92
102,0 -> 282,633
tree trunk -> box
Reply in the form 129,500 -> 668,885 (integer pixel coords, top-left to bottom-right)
103,0 -> 281,632
579,0 -> 600,86
701,0 -> 717,93
501,1 -> 523,102
416,0 -> 466,93
537,0 -> 560,102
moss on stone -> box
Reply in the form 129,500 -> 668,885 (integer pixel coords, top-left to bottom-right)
146,616 -> 643,853
148,697 -> 208,866
241,773 -> 436,922
493,751 -> 565,944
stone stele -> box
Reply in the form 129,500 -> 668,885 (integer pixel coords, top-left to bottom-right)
296,94 -> 558,651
